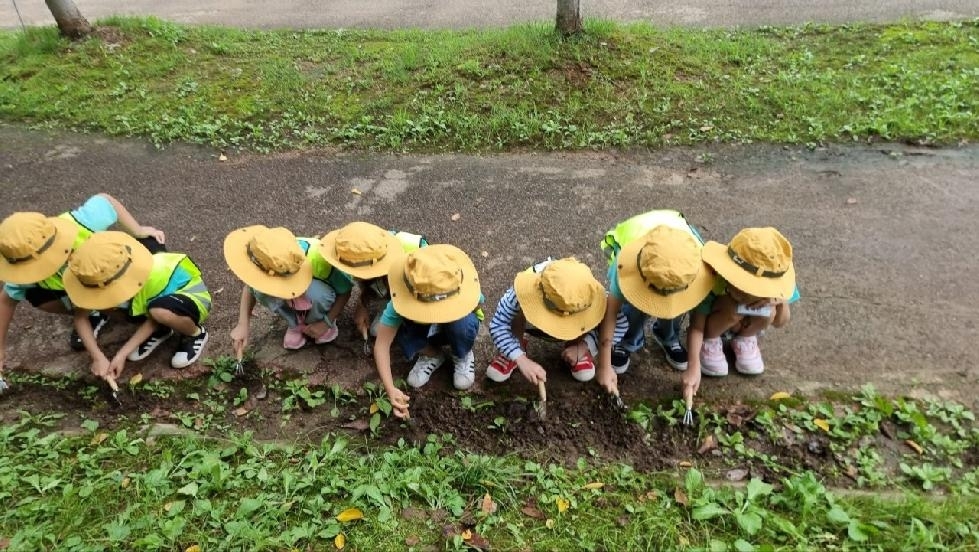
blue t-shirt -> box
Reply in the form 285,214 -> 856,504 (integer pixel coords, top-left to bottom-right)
4,195 -> 118,301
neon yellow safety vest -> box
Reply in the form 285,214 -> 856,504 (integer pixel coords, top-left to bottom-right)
129,253 -> 211,321
392,230 -> 428,253
297,238 -> 334,282
37,212 -> 96,291
600,210 -> 696,264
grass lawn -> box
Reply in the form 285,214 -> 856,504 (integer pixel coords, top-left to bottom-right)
0,17 -> 977,152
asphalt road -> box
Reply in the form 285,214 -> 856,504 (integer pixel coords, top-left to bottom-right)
1,126 -> 977,408
2,0 -> 978,30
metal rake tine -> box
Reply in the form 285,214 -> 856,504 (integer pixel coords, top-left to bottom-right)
234,359 -> 245,376
682,408 -> 694,427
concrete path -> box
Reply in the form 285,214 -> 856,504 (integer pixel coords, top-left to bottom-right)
1,125 -> 977,408
2,0 -> 977,30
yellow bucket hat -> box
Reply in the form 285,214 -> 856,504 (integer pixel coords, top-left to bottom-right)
63,231 -> 154,311
616,225 -> 714,319
702,227 -> 795,300
387,244 -> 481,324
0,212 -> 78,284
319,221 -> 404,279
513,258 -> 607,341
223,225 -> 313,299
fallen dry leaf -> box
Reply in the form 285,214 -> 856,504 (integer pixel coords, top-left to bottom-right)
813,418 -> 831,432
465,530 -> 491,550
405,535 -> 420,546
697,435 -> 717,455
905,439 -> 924,455
678,460 -> 693,468
727,412 -> 745,427
184,546 -> 202,552
351,188 -> 362,195
581,482 -> 604,490
120,477 -> 131,488
336,508 -> 364,522
846,197 -> 858,205
700,126 -> 713,132
726,468 -> 749,482
545,518 -> 555,529
480,492 -> 497,515
450,213 -> 461,221
461,529 -> 473,541
91,432 -> 109,446
480,251 -> 489,258
769,391 -> 792,401
218,154 -> 228,162
128,373 -> 143,386
341,419 -> 371,432
334,532 -> 345,549
520,500 -> 546,520
674,487 -> 689,506
369,403 -> 379,415
232,407 -> 249,417
555,497 -> 570,513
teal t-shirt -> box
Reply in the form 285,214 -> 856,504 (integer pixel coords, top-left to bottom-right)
380,293 -> 485,328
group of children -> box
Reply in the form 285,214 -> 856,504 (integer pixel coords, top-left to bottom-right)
0,196 -> 798,420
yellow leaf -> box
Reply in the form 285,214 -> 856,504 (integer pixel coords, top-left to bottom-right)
120,477 -> 130,488
905,439 -> 924,455
678,461 -> 693,468
351,188 -> 362,195
813,418 -> 830,432
218,154 -> 228,162
545,518 -> 555,529
581,482 -> 604,490
769,391 -> 791,401
129,373 -> 143,386
336,508 -> 364,523
461,529 -> 473,541
232,407 -> 249,417
164,502 -> 174,512
184,546 -> 201,552
91,432 -> 109,446
555,497 -> 570,513
369,403 -> 379,415
334,533 -> 345,550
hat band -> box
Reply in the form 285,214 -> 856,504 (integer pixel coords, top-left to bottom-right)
636,250 -> 692,296
728,247 -> 787,278
79,255 -> 133,289
247,243 -> 299,277
337,248 -> 386,268
404,272 -> 461,303
540,283 -> 591,317
1,232 -> 58,264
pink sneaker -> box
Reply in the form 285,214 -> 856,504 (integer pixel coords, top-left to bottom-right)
486,354 -> 518,382
700,337 -> 729,377
283,326 -> 307,350
732,335 -> 765,375
314,324 -> 339,344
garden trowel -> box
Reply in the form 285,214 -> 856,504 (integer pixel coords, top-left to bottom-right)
534,380 -> 547,421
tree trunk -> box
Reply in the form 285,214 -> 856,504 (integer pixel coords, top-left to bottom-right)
45,0 -> 92,39
555,0 -> 583,36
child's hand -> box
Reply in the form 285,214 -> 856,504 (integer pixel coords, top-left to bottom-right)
90,357 -> 111,379
354,308 -> 370,338
136,226 -> 166,244
230,323 -> 249,358
387,388 -> 411,419
681,368 -> 701,400
596,369 -> 618,397
516,356 -> 546,385
109,355 -> 127,379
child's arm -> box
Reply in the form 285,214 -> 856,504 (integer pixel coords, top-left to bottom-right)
73,309 -> 112,379
595,296 -> 621,396
327,290 -> 351,327
110,319 -> 158,378
353,282 -> 372,337
772,301 -> 790,328
373,323 -> 410,419
682,312 -> 707,401
97,193 -> 166,243
230,286 -> 256,358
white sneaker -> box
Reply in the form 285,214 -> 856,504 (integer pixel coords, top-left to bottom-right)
732,335 -> 765,375
407,352 -> 446,388
452,350 -> 476,390
128,327 -> 174,361
700,337 -> 729,377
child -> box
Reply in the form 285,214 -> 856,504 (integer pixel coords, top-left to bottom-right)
319,221 -> 426,341
0,194 -> 164,378
225,226 -> 352,357
486,257 -> 626,384
372,244 -> 483,419
65,232 -> 210,380
596,211 -> 714,397
682,227 -> 798,399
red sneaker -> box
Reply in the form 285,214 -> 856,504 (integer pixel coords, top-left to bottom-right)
486,354 -> 517,382
565,347 -> 596,382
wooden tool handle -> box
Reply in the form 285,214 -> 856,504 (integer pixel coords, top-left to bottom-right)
537,380 -> 546,402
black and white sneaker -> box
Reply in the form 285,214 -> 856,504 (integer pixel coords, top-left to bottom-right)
171,326 -> 208,369
127,326 -> 174,361
650,331 -> 689,371
70,311 -> 110,351
611,345 -> 631,375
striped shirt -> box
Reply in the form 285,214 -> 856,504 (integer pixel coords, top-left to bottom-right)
489,286 -> 628,361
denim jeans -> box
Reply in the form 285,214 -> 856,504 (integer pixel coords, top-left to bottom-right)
252,279 -> 336,328
618,301 -> 682,353
395,312 -> 480,360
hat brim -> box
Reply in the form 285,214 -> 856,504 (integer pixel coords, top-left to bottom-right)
617,237 -> 715,319
387,246 -> 481,324
513,271 -> 606,341
0,216 -> 77,285
224,226 -> 312,299
63,235 -> 154,311
702,241 -> 796,300
319,229 -> 404,280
